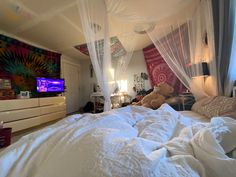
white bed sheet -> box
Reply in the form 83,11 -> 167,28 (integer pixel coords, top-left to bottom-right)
179,111 -> 209,123
0,104 -> 236,177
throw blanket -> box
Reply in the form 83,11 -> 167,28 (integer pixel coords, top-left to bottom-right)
0,104 -> 236,177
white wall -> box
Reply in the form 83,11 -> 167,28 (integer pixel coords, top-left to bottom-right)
79,59 -> 97,107
0,30 -> 53,51
78,50 -> 151,106
61,56 -> 82,112
124,50 -> 151,97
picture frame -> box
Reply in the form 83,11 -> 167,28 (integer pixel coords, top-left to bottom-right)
19,91 -> 30,99
0,78 -> 11,89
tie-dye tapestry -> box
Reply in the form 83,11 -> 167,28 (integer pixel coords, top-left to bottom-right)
143,44 -> 186,93
0,34 -> 61,96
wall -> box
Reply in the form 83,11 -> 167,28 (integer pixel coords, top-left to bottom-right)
78,50 -> 152,107
61,55 -> 82,112
121,50 -> 151,98
0,31 -> 83,112
0,30 -> 53,52
79,59 -> 97,107
78,50 -> 151,106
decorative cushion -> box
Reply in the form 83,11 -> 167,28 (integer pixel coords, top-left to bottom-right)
192,96 -> 236,118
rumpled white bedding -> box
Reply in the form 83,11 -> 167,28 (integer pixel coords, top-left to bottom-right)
0,104 -> 236,177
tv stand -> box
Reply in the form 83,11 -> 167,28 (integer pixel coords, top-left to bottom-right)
0,96 -> 66,132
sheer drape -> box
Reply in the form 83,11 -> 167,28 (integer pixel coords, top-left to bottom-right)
78,0 -> 220,109
77,0 -> 112,111
114,34 -> 136,83
107,0 -> 218,100
147,0 -> 217,99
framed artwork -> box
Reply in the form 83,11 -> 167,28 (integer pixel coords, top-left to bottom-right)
133,73 -> 145,93
0,79 -> 11,89
19,91 -> 30,99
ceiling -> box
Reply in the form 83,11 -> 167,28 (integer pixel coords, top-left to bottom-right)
0,0 -> 195,60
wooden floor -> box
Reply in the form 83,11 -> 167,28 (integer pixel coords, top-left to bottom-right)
0,119 -> 60,152
0,112 -> 82,152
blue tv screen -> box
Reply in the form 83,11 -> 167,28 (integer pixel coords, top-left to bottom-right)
36,78 -> 64,93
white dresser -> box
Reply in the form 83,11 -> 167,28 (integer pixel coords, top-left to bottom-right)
0,96 -> 66,132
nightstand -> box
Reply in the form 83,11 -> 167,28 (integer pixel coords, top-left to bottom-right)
179,92 -> 195,110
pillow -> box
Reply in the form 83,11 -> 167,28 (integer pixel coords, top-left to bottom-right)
191,97 -> 215,111
216,96 -> 236,115
192,96 -> 236,118
222,111 -> 236,119
191,97 -> 217,118
219,117 -> 236,153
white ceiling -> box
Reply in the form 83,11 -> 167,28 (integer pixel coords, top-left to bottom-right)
0,0 -> 195,60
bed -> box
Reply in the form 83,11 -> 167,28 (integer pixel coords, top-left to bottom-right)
0,101 -> 236,177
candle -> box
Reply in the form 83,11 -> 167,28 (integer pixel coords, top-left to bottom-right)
0,121 -> 3,129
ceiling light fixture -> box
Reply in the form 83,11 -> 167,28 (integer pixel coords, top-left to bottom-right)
133,23 -> 155,34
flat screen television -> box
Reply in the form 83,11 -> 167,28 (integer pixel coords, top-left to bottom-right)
36,77 -> 64,93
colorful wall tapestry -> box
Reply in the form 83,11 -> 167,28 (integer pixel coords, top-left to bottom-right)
0,34 -> 61,96
143,44 -> 186,93
74,36 -> 126,58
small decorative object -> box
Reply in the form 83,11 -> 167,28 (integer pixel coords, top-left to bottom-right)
203,31 -> 208,46
134,74 -> 145,93
0,78 -> 12,89
0,121 -> 3,129
0,89 -> 15,100
132,83 -> 174,109
95,85 -> 101,92
18,91 -> 30,99
141,73 -> 148,80
0,127 -> 12,148
90,64 -> 93,78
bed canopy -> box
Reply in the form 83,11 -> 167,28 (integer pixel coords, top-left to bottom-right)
77,0 -> 219,111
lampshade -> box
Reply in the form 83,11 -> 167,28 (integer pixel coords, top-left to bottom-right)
202,62 -> 210,76
190,62 -> 210,78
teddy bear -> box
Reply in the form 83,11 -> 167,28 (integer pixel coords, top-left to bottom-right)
132,82 -> 174,109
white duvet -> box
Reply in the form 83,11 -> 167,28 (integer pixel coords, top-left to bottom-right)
0,104 -> 236,177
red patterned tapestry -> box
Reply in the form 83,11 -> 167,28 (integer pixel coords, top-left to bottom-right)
143,44 -> 186,93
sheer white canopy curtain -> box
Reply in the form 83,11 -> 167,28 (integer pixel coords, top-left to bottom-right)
147,0 -> 218,99
107,0 -> 218,100
78,0 -> 219,111
77,0 -> 113,111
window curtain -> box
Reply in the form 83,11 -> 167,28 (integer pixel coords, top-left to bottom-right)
77,0 -> 113,111
212,0 -> 236,96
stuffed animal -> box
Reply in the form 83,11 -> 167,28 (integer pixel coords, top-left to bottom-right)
133,83 -> 174,109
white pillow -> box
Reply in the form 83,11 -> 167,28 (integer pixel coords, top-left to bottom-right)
219,117 -> 236,153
